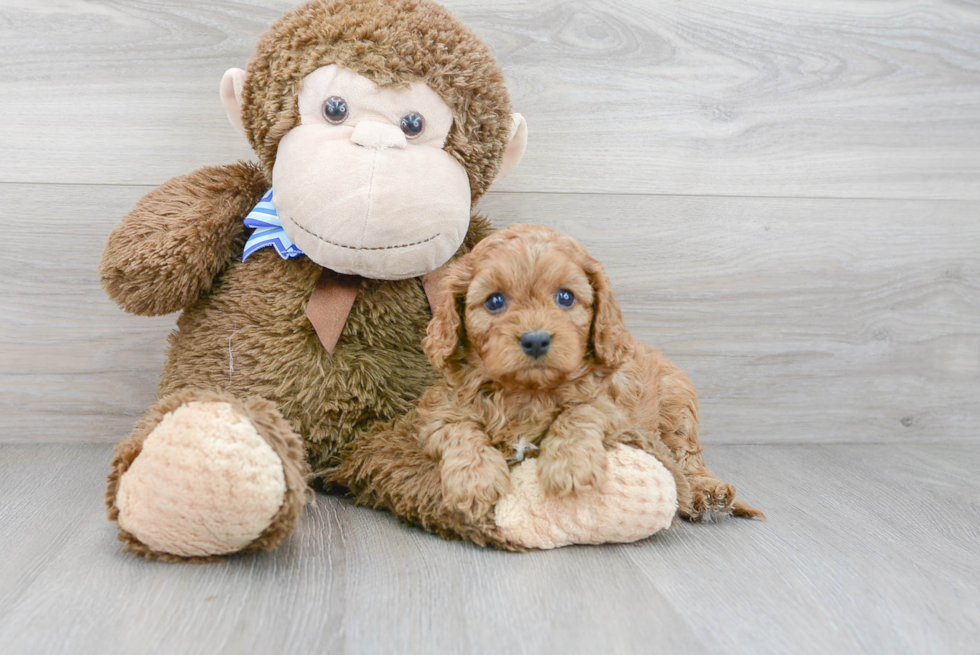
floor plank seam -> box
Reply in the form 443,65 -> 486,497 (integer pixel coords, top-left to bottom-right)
1,179 -> 978,204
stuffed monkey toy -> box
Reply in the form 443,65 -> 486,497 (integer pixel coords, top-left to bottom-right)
101,0 -> 678,560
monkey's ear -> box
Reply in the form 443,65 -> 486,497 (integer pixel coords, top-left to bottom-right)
493,113 -> 528,182
220,68 -> 247,138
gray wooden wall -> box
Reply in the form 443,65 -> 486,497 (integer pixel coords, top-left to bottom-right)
2,0 -> 978,445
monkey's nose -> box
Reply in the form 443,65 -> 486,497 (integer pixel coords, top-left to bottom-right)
350,121 -> 407,150
519,330 -> 551,358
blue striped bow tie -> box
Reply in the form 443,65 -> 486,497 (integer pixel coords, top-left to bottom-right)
242,189 -> 304,261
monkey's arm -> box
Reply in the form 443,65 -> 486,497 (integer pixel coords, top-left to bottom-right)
99,161 -> 267,316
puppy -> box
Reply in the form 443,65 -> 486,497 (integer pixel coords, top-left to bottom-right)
419,224 -> 763,523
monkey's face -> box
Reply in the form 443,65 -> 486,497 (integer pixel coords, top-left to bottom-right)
272,65 -> 472,280
221,0 -> 528,280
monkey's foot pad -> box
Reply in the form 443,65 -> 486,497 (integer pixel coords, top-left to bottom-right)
115,401 -> 287,558
495,445 -> 678,549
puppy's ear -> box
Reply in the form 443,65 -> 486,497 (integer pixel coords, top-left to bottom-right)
585,257 -> 632,368
423,255 -> 474,375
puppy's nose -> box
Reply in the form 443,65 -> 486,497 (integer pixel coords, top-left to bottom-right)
519,330 -> 551,358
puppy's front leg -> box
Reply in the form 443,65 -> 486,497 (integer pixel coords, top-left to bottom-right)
538,404 -> 610,498
425,421 -> 511,521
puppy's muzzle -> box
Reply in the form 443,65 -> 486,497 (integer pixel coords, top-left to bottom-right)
519,330 -> 551,359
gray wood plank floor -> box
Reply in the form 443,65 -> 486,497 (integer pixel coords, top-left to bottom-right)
1,443 -> 977,655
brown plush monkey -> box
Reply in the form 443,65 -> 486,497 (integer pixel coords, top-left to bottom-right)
100,0 -> 529,560
100,0 -> 673,560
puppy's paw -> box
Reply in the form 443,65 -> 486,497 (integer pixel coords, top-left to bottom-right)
681,475 -> 765,522
732,498 -> 766,520
537,443 -> 608,498
440,446 -> 512,521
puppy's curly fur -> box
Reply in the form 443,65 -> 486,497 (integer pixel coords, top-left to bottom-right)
420,224 -> 763,523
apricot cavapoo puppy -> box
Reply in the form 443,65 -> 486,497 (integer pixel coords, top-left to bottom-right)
337,224 -> 761,539
419,223 -> 764,522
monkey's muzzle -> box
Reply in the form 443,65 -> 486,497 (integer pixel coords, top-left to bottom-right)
272,124 -> 472,280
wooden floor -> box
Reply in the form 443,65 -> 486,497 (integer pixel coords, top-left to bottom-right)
2,0 -> 979,653
1,443 -> 978,655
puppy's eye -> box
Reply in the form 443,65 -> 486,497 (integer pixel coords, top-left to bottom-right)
485,292 -> 507,313
323,96 -> 349,124
400,112 -> 424,138
555,289 -> 575,308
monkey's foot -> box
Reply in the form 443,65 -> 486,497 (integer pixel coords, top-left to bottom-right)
107,391 -> 309,561
494,445 -> 677,549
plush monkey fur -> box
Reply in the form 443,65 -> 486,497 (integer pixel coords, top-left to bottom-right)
101,0 -> 510,559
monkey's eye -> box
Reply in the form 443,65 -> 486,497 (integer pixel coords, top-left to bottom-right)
555,289 -> 575,308
399,112 -> 424,138
485,292 -> 507,313
323,96 -> 349,124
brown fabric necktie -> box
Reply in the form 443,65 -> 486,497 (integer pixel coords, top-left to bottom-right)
305,269 -> 360,354
305,266 -> 448,354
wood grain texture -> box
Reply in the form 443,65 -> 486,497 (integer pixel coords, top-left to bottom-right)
2,184 -> 977,443
0,443 -> 976,655
0,184 -> 171,442
1,0 -> 980,198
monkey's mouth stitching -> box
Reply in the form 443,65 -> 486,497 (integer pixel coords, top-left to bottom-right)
289,219 -> 440,251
